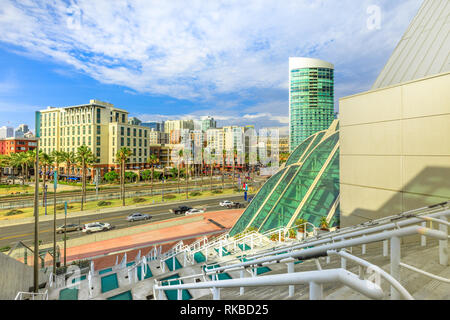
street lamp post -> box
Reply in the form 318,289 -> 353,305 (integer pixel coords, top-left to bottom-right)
53,171 -> 57,275
64,201 -> 67,267
33,138 -> 40,293
44,184 -> 47,216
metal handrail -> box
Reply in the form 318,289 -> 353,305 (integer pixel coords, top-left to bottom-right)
202,225 -> 447,275
399,262 -> 450,284
154,268 -> 385,300
328,249 -> 414,300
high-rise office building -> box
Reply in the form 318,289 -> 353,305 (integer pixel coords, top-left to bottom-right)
0,126 -> 14,139
289,57 -> 334,152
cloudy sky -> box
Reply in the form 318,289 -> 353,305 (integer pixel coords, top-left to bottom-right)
0,0 -> 423,134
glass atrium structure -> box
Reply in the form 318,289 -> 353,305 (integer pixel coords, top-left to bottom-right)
229,120 -> 340,237
289,57 -> 334,152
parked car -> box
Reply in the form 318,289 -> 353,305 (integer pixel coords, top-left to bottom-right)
219,200 -> 234,207
170,206 -> 192,215
185,208 -> 205,215
56,223 -> 83,234
82,222 -> 112,234
126,212 -> 151,222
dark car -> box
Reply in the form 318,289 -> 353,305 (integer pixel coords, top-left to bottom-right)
226,202 -> 244,209
170,206 -> 192,214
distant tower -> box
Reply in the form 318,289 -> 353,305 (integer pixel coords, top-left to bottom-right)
289,57 -> 334,152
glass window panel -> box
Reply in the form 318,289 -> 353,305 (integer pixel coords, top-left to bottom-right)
228,168 -> 287,237
258,132 -> 339,233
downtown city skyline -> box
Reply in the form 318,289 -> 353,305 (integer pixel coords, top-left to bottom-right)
0,1 -> 422,133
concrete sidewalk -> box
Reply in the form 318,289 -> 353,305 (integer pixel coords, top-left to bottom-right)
61,208 -> 244,262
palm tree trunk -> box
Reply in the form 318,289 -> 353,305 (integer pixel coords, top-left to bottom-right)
210,162 -> 213,191
121,161 -> 124,206
81,160 -> 85,211
185,162 -> 189,200
151,166 -> 154,197
178,165 -> 180,194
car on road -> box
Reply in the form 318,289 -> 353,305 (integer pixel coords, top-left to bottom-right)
126,213 -> 151,222
185,208 -> 205,215
82,222 -> 113,234
170,206 -> 192,215
56,223 -> 83,234
219,200 -> 234,207
226,202 -> 244,209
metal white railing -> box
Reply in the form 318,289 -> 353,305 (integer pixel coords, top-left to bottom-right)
153,202 -> 449,300
15,290 -> 48,300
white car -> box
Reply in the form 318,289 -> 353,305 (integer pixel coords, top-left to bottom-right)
220,200 -> 233,207
185,208 -> 205,215
82,222 -> 112,234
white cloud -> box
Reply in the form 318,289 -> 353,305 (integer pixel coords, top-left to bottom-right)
0,0 -> 423,105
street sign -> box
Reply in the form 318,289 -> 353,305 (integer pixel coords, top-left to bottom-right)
64,201 -> 67,216
54,171 -> 57,190
244,191 -> 248,201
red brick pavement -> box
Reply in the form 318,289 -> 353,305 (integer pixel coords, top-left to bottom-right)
63,208 -> 244,265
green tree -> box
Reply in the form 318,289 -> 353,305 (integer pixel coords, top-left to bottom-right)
147,154 -> 159,196
178,149 -> 183,194
76,145 -> 96,211
62,151 -> 76,179
116,147 -> 132,206
51,150 -> 65,181
40,152 -> 54,207
104,171 -> 119,183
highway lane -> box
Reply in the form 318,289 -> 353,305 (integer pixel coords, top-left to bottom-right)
0,193 -> 251,248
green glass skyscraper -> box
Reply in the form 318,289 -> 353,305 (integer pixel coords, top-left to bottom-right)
289,57 -> 334,152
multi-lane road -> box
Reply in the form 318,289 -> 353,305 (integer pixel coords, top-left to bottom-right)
0,193 -> 251,249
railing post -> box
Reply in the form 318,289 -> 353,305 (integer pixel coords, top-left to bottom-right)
326,256 -> 330,264
213,287 -> 221,300
362,243 -> 366,255
390,236 -> 401,300
287,262 -> 294,297
383,239 -> 389,257
341,257 -> 346,270
278,229 -> 282,244
158,288 -> 164,300
173,256 -> 176,271
309,282 -> 323,300
421,222 -> 427,246
177,289 -> 182,300
439,216 -> 448,266
240,270 -> 245,295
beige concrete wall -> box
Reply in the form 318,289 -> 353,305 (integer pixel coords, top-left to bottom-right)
339,72 -> 450,226
0,252 -> 34,299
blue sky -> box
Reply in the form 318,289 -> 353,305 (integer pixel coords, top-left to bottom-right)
0,0 -> 423,134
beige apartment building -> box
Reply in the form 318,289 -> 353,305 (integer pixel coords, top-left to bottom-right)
37,99 -> 155,177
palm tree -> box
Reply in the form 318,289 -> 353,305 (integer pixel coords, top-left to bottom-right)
77,145 -> 96,211
185,149 -> 190,200
116,147 -> 132,206
8,153 -> 21,184
40,152 -> 54,208
24,150 -> 36,182
222,149 -> 227,190
200,147 -> 204,192
51,150 -> 65,181
0,154 -> 9,183
178,149 -> 183,194
210,152 -> 215,192
232,147 -> 237,189
62,151 -> 76,180
147,154 -> 159,196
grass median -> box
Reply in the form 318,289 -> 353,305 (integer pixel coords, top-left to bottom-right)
0,188 -> 244,220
